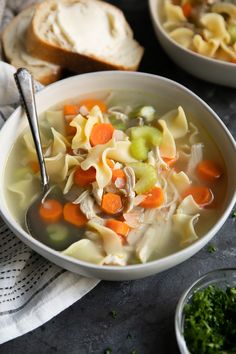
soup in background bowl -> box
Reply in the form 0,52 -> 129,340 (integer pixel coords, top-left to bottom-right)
0,71 -> 235,280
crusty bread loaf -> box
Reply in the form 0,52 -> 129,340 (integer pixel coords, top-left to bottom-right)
2,6 -> 62,85
26,0 -> 144,73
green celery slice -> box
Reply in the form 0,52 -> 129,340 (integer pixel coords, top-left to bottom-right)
129,162 -> 157,194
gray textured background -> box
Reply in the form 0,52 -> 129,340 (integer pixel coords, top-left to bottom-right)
0,0 -> 236,353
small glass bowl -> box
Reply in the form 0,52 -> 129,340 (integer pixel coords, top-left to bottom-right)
175,268 -> 236,354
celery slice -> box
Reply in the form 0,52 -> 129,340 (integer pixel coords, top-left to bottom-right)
47,224 -> 68,243
130,126 -> 162,146
130,106 -> 156,122
129,162 -> 157,194
228,24 -> 236,43
130,138 -> 149,161
109,116 -> 126,131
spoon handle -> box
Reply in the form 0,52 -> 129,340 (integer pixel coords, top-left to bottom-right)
14,68 -> 49,192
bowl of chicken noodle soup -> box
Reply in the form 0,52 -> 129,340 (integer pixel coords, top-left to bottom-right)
149,0 -> 236,87
0,71 -> 235,280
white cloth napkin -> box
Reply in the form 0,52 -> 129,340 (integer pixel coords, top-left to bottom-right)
0,61 -> 100,344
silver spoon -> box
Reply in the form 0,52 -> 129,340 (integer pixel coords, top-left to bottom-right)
14,68 -> 84,250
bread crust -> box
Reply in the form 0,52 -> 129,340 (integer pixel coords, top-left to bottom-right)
2,6 -> 62,85
26,0 -> 144,73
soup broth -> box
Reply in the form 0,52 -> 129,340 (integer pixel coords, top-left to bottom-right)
5,90 -> 227,265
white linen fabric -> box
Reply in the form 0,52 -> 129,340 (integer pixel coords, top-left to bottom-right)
0,0 -> 99,343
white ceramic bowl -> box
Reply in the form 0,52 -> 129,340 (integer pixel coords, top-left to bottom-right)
0,71 -> 235,281
149,0 -> 236,87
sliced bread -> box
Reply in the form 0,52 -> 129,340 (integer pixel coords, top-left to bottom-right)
26,0 -> 144,73
2,6 -> 62,85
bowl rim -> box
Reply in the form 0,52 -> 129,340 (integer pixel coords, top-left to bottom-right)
148,0 -> 236,69
0,70 -> 235,273
175,268 -> 236,354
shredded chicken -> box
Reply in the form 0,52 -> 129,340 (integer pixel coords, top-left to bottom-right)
72,190 -> 90,204
123,166 -> 136,213
92,183 -> 103,205
80,195 -> 98,220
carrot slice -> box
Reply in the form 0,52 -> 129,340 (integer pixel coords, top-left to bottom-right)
106,219 -> 130,236
74,166 -> 96,187
78,99 -> 107,113
196,160 -> 222,182
112,169 -> 126,183
106,158 -> 115,169
39,199 -> 63,223
29,161 -> 40,174
182,186 -> 213,207
101,193 -> 123,214
63,105 -> 79,116
63,203 -> 87,227
140,187 -> 164,208
182,2 -> 192,17
231,58 -> 236,64
90,123 -> 115,146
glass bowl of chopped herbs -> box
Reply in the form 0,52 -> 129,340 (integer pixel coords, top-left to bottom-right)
175,268 -> 236,354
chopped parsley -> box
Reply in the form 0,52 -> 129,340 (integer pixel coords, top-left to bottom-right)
232,210 -> 236,218
130,351 -> 137,354
184,285 -> 236,354
207,244 -> 217,253
104,348 -> 112,354
110,310 -> 117,319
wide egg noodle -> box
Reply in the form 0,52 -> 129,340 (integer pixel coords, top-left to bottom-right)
216,42 -> 236,62
172,213 -> 199,246
45,110 -> 65,135
170,171 -> 192,194
164,0 -> 186,23
50,127 -> 70,156
176,195 -> 201,215
106,141 -> 137,163
211,2 -> 236,21
87,220 -> 124,255
45,153 -> 81,183
8,173 -> 40,209
159,106 -> 188,139
70,114 -> 88,150
192,35 -> 219,58
62,239 -> 105,264
169,28 -> 194,49
158,119 -> 176,159
201,13 -> 230,44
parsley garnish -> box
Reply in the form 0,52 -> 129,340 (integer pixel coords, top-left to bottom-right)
207,244 -> 217,253
104,348 -> 112,354
232,210 -> 236,218
184,285 -> 236,354
110,310 -> 117,319
130,351 -> 137,354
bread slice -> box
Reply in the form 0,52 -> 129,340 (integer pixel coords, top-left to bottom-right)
26,0 -> 144,73
2,6 -> 62,85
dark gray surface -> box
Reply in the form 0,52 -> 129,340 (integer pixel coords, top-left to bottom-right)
1,1 -> 236,353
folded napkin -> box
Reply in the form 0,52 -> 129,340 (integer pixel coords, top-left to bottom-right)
0,62 -> 99,344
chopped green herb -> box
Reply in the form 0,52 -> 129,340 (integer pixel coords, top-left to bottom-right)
104,348 -> 112,354
127,333 -> 132,340
207,244 -> 217,253
110,310 -> 117,319
130,351 -> 137,354
232,210 -> 236,218
184,285 -> 236,354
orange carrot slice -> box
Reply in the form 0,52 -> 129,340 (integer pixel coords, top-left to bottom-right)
140,187 -> 164,208
78,99 -> 107,113
182,2 -> 192,17
196,160 -> 222,182
39,199 -> 63,223
106,158 -> 115,169
182,186 -> 213,207
163,156 -> 178,167
106,219 -> 130,236
90,123 -> 114,146
74,166 -> 96,187
63,203 -> 87,227
63,105 -> 79,116
112,169 -> 126,183
101,193 -> 123,214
